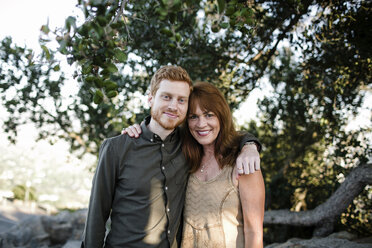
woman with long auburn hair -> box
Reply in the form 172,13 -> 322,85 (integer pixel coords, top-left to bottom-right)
181,81 -> 265,248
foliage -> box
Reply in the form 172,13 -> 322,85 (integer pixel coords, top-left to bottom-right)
0,0 -> 371,242
340,186 -> 372,237
12,184 -> 37,201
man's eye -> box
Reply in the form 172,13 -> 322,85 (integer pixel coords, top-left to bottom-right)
179,98 -> 186,104
162,95 -> 170,100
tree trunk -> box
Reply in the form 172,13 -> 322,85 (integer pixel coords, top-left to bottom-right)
264,163 -> 372,236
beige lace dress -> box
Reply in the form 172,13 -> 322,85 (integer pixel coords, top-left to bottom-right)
181,166 -> 244,248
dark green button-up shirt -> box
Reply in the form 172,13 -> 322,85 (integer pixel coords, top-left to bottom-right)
82,117 -> 189,248
82,116 -> 261,248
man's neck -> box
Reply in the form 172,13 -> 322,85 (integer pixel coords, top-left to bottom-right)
148,119 -> 175,140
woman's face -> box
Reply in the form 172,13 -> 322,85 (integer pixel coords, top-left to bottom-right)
187,103 -> 220,147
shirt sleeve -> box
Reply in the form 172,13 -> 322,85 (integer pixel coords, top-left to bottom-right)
82,139 -> 117,247
239,132 -> 262,152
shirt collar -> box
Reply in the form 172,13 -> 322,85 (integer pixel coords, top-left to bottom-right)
141,116 -> 179,143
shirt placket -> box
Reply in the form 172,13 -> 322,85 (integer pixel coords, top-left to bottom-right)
154,134 -> 173,243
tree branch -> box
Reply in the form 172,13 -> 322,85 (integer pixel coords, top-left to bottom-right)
264,163 -> 372,236
243,0 -> 313,79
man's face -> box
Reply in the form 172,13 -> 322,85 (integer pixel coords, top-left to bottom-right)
149,79 -> 190,130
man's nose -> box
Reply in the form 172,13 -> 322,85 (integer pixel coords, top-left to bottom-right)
168,99 -> 178,110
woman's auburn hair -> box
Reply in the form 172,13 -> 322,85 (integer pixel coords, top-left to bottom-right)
182,81 -> 243,173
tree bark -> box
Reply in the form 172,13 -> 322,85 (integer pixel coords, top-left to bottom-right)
264,163 -> 372,236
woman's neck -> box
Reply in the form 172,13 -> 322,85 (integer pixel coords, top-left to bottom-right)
202,144 -> 215,157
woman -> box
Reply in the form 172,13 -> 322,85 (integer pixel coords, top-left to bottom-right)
180,81 -> 265,248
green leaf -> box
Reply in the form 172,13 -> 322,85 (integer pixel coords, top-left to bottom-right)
40,25 -> 50,34
110,21 -> 123,29
65,16 -> 76,32
91,22 -> 104,38
114,49 -> 128,62
219,22 -> 229,29
167,43 -> 176,48
217,0 -> 226,14
225,6 -> 235,16
85,76 -> 96,83
96,16 -> 108,27
160,28 -> 173,37
58,40 -> 68,55
94,77 -> 105,88
93,90 -> 104,104
41,45 -> 51,60
175,33 -> 181,42
106,90 -> 118,98
184,38 -> 191,46
106,63 -> 118,73
82,61 -> 93,74
104,81 -> 118,91
53,65 -> 60,71
91,0 -> 104,5
172,0 -> 182,11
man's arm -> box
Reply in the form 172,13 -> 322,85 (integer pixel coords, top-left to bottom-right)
122,126 -> 261,174
82,139 -> 117,248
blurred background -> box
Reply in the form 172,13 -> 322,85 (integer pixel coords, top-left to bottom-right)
0,0 -> 371,246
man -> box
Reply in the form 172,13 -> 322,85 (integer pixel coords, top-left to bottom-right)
82,65 -> 261,247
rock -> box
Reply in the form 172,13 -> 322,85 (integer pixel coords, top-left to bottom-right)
62,240 -> 82,248
265,237 -> 372,248
0,209 -> 87,247
0,215 -> 49,247
355,236 -> 372,244
328,231 -> 358,240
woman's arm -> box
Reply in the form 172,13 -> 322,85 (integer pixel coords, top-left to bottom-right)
238,170 -> 265,248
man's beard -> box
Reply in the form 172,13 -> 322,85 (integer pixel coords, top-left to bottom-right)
151,108 -> 184,130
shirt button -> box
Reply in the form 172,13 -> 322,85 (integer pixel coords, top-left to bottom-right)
162,143 -> 164,147
150,138 -> 153,142
168,230 -> 170,234
165,186 -> 168,190
162,166 -> 165,170
167,208 -> 170,212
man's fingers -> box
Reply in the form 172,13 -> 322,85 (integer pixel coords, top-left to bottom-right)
242,161 -> 251,175
237,163 -> 244,175
126,127 -> 137,137
254,159 -> 261,171
249,160 -> 255,174
133,124 -> 142,135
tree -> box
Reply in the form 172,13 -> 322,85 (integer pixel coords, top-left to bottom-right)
1,0 -> 371,243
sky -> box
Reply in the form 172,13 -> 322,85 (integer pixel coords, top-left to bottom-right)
0,0 -> 78,48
